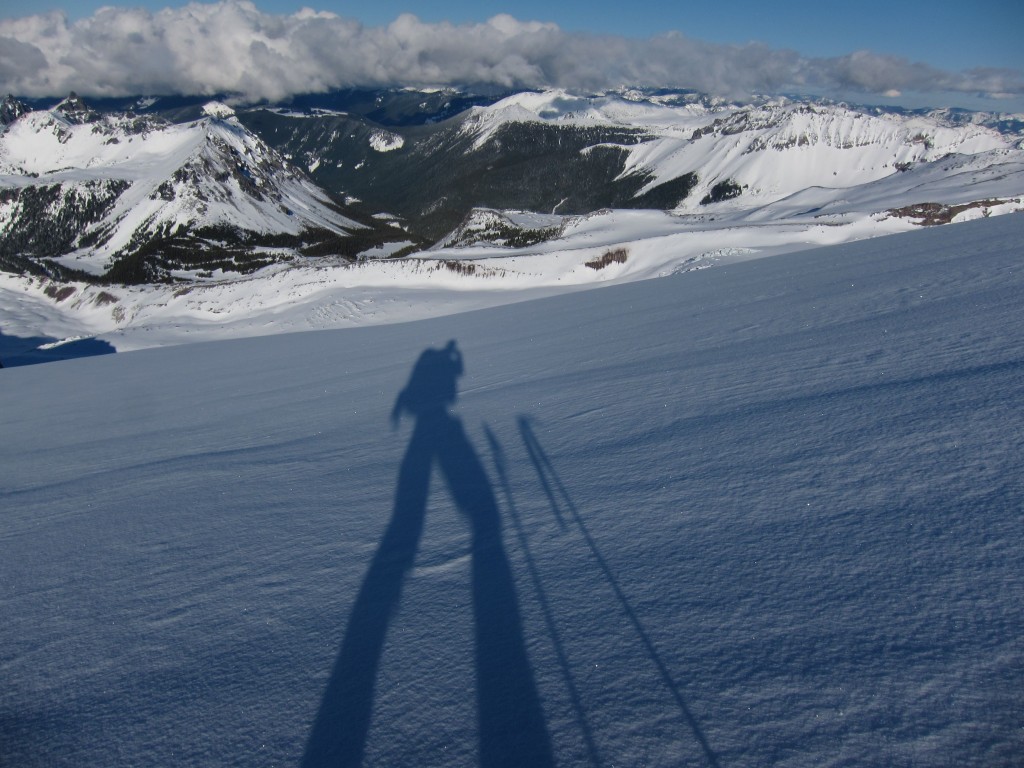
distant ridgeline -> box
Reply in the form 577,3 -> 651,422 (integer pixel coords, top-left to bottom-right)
1,88 -> 1022,285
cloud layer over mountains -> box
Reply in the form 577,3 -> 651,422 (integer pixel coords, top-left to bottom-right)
1,1 -> 1021,104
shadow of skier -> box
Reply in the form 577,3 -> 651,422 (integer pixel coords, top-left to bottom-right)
302,341 -> 553,768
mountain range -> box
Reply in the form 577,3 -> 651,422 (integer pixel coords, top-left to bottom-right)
0,94 -> 409,283
2,87 -> 1022,288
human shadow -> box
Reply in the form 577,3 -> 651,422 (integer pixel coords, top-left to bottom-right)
302,341 -> 553,768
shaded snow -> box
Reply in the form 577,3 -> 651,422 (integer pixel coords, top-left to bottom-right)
2,214 -> 1022,766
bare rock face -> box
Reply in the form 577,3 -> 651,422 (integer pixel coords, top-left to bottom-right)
1,94 -> 29,126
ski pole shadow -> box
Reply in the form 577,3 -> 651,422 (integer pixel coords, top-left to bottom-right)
484,425 -> 603,766
302,342 -> 553,768
517,415 -> 721,768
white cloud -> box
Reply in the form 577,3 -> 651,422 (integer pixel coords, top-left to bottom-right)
1,1 -> 1021,104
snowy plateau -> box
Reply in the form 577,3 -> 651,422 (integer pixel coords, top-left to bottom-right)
1,87 -> 1023,767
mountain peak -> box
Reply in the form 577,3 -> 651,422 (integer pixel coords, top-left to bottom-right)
1,94 -> 28,126
54,91 -> 98,124
0,104 -> 399,283
202,101 -> 236,119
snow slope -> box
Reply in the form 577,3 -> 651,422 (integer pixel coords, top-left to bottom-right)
2,214 -> 1022,766
3,182 -> 1022,358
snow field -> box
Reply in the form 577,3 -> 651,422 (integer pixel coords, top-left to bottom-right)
2,214 -> 1022,765
1,202 -> 1013,359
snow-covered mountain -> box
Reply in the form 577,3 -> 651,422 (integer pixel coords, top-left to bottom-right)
1,88 -> 1023,360
240,87 -> 1024,242
0,96 -> 401,282
455,90 -> 1023,211
0,94 -> 29,126
3,88 -> 1023,282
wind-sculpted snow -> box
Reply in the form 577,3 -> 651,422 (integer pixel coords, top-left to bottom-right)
1,214 -> 1022,765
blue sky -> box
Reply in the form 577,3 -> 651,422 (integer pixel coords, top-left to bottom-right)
1,0 -> 1021,107
4,0 -> 1020,73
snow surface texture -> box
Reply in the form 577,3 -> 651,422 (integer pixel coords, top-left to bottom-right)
2,214 -> 1022,766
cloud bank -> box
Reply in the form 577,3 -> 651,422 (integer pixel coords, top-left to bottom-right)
1,1 -> 1021,104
